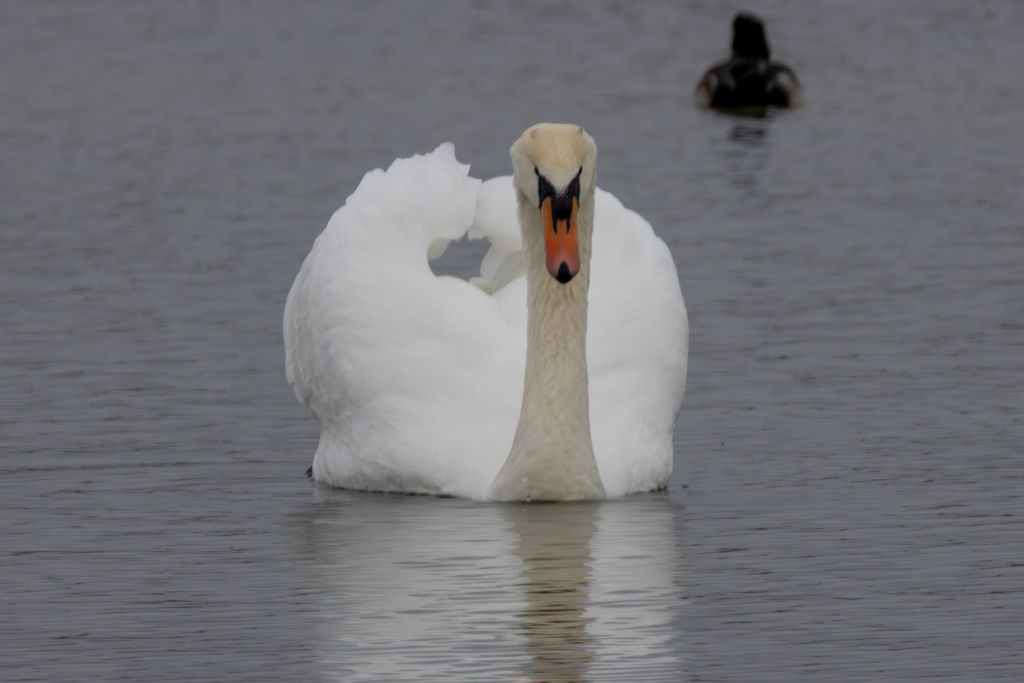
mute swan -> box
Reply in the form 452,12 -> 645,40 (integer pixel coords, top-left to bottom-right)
284,124 -> 688,501
695,12 -> 802,110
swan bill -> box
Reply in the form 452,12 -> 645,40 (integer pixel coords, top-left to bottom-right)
541,195 -> 580,284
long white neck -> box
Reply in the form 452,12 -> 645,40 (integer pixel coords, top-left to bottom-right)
490,189 -> 605,501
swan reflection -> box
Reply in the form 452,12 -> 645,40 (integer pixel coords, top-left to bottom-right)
506,503 -> 597,682
299,488 -> 685,681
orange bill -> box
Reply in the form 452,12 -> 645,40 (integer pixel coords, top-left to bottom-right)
541,196 -> 580,284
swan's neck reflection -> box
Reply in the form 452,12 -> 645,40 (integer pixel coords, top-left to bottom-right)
300,490 -> 685,682
506,503 -> 598,683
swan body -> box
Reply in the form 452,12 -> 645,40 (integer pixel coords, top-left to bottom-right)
284,125 -> 688,501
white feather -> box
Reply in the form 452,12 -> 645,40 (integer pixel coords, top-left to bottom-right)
284,143 -> 688,500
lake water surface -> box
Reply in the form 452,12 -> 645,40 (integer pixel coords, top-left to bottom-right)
2,1 -> 1022,681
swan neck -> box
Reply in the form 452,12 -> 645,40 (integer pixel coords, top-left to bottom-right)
490,190 -> 604,501
522,246 -> 590,409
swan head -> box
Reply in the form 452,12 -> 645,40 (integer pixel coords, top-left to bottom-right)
511,123 -> 597,284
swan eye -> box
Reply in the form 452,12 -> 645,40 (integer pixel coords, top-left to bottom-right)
567,168 -> 582,198
536,172 -> 555,208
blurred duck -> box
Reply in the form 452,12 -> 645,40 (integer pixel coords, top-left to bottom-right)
695,12 -> 802,110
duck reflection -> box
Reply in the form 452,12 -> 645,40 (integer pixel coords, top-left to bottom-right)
720,119 -> 772,189
729,122 -> 768,145
297,488 -> 686,682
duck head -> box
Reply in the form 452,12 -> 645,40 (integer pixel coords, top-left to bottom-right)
731,12 -> 771,60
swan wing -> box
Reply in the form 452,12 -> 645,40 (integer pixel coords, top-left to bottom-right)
284,145 -> 524,498
588,190 -> 689,496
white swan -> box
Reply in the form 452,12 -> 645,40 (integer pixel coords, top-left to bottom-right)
284,124 -> 688,501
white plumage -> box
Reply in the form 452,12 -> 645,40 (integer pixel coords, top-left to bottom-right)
284,137 -> 687,500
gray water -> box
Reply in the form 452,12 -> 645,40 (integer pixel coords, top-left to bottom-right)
2,1 -> 1022,681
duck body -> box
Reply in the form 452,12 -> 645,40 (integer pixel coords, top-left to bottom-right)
697,57 -> 800,109
284,132 -> 687,501
696,12 -> 802,110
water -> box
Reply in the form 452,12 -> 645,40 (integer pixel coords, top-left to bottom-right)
2,1 -> 1021,680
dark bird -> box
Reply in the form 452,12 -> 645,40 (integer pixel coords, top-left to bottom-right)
695,12 -> 802,111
